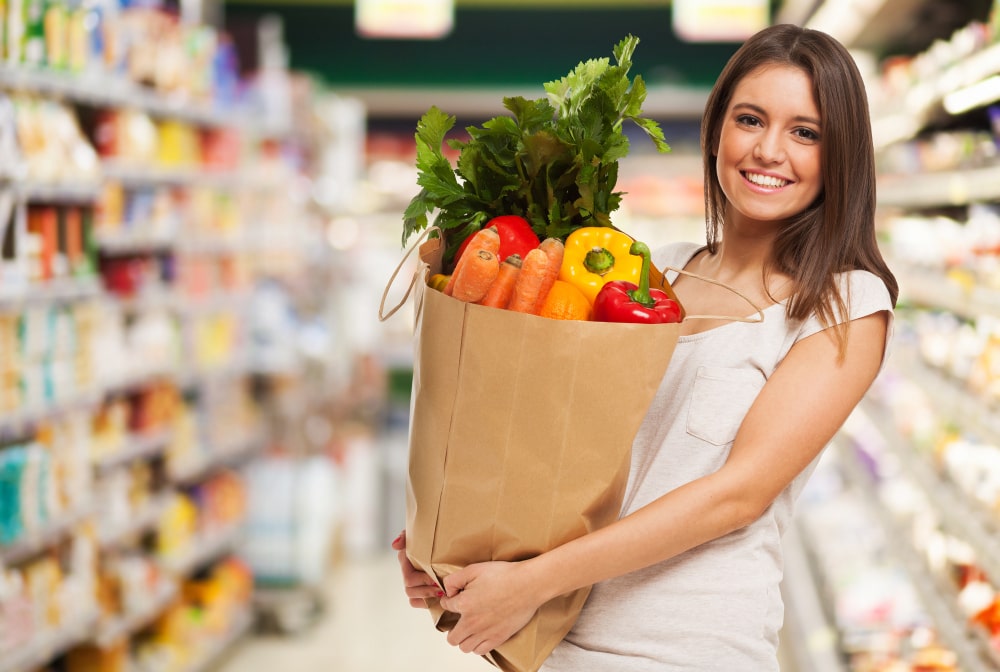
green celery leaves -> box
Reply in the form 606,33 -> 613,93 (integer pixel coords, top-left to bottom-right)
402,34 -> 670,260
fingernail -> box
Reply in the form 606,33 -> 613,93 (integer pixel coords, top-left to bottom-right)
436,591 -> 445,597
391,533 -> 402,545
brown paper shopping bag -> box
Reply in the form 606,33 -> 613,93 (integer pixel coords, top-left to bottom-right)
379,231 -> 761,672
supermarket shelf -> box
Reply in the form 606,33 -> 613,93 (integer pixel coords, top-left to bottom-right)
95,234 -> 276,258
105,287 -> 179,314
0,275 -> 103,308
869,42 -> 1000,150
835,440 -> 997,672
169,434 -> 264,485
878,164 -> 1000,209
0,503 -> 93,566
98,492 -> 173,550
160,524 -> 243,577
780,524 -> 848,672
894,263 -> 1000,321
96,580 -> 179,647
106,288 -> 252,318
101,161 -> 245,191
0,390 -> 104,439
94,230 -> 177,256
339,81 -> 711,119
900,351 -> 1000,452
0,611 -> 99,672
175,357 -> 257,391
102,368 -> 182,397
93,429 -> 173,472
858,403 -> 1000,586
187,607 -> 255,672
0,65 -> 256,131
178,237 -> 251,256
10,179 -> 102,204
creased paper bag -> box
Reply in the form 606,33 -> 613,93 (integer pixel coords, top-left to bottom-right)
395,233 -> 680,672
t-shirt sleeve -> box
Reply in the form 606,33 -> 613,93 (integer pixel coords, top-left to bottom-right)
798,270 -> 895,370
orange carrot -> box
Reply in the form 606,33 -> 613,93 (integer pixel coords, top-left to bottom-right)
451,249 -> 500,303
506,248 -> 550,314
444,227 -> 501,296
478,254 -> 522,309
531,237 -> 565,313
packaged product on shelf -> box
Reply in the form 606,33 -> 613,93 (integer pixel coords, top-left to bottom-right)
11,96 -> 100,183
0,566 -> 34,656
63,207 -> 94,278
64,640 -> 130,672
93,108 -> 158,166
0,445 -> 29,544
36,411 -> 93,510
25,553 -> 63,630
21,0 -> 46,66
156,491 -> 198,561
156,119 -> 199,169
43,0 -> 69,70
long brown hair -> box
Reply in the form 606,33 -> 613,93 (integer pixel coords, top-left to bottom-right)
701,24 -> 898,349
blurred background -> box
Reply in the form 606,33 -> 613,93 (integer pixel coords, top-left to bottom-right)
2,0 -> 1000,671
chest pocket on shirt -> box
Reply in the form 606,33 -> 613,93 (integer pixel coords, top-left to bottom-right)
686,366 -> 766,446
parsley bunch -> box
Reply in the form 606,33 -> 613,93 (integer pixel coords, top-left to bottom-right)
401,35 -> 670,261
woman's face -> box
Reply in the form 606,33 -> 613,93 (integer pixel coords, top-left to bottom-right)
714,63 -> 823,229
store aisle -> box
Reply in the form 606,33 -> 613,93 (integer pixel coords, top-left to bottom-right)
218,551 -> 482,672
221,549 -> 801,672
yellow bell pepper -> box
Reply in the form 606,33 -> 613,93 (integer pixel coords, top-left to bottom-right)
559,227 -> 642,304
427,273 -> 451,292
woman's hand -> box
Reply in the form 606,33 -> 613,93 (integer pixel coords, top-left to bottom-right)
438,561 -> 544,655
392,530 -> 442,608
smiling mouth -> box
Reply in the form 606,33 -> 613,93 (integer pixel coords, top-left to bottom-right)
742,171 -> 790,188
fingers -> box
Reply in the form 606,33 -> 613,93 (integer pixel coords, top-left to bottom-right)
399,559 -> 441,606
438,592 -> 456,613
445,617 -> 494,655
392,530 -> 441,608
443,567 -> 471,597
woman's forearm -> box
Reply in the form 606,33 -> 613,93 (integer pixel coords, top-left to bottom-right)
524,468 -> 760,604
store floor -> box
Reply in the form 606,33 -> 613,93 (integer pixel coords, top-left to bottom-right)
218,550 -> 481,672
219,550 -> 801,672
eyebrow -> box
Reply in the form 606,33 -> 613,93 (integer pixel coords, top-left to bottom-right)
733,102 -> 820,126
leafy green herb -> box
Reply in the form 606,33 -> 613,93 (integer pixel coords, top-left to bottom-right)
402,34 -> 670,262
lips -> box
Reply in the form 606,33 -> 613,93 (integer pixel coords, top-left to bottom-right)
742,171 -> 791,188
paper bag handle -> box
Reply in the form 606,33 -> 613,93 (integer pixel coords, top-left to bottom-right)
663,266 -> 766,324
378,227 -> 438,322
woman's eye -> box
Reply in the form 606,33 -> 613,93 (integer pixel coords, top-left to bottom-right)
735,114 -> 761,127
795,127 -> 820,141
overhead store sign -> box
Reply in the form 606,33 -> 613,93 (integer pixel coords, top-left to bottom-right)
672,0 -> 769,42
355,0 -> 454,39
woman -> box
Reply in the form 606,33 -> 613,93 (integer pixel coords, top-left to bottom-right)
395,23 -> 898,671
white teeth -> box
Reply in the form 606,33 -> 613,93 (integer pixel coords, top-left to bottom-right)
745,172 -> 789,188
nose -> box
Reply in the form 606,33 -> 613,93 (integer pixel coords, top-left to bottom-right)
753,130 -> 785,163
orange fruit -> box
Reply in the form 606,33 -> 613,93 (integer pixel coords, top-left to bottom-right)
538,280 -> 592,321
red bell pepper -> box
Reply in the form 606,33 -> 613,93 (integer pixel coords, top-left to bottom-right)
456,215 -> 540,263
592,241 -> 682,324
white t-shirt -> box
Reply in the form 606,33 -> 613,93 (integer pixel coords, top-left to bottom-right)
541,242 -> 894,672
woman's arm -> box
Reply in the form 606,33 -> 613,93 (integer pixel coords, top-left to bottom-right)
439,310 -> 890,655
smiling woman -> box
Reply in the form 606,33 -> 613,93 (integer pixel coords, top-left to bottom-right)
394,23 -> 899,672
